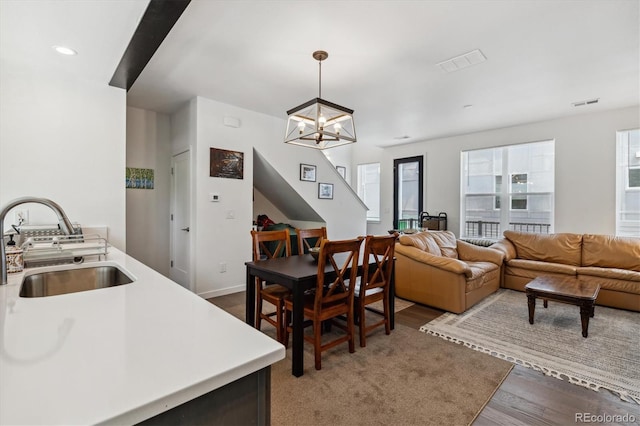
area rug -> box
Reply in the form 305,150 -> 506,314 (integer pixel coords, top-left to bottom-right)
419,289 -> 640,404
210,294 -> 512,424
270,322 -> 513,426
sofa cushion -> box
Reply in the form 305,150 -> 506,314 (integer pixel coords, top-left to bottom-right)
578,272 -> 640,295
457,240 -> 504,265
395,243 -> 472,277
503,230 -> 582,266
398,232 -> 440,255
581,234 -> 640,272
577,266 -> 640,282
507,259 -> 578,275
465,262 -> 500,292
399,231 -> 458,258
429,231 -> 459,259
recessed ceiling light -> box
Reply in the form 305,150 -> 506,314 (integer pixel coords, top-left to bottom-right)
52,45 -> 77,56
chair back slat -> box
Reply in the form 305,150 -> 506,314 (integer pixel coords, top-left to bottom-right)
296,227 -> 327,255
360,234 -> 397,297
251,229 -> 292,261
315,237 -> 364,312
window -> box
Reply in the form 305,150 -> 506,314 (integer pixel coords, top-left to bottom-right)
393,156 -> 423,230
616,129 -> 640,237
511,173 -> 528,210
461,140 -> 554,239
356,163 -> 380,221
495,174 -> 528,210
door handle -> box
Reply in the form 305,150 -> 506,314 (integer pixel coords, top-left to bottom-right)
181,227 -> 190,232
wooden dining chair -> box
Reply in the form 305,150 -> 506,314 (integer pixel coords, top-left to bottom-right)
250,229 -> 292,343
283,236 -> 364,370
295,227 -> 327,255
354,233 -> 397,347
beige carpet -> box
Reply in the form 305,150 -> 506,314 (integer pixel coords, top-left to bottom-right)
420,289 -> 640,404
217,297 -> 512,425
269,321 -> 512,425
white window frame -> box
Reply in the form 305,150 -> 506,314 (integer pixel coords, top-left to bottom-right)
460,140 -> 554,239
356,162 -> 380,222
616,129 -> 640,237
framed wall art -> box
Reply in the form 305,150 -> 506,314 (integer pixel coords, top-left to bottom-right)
126,167 -> 154,189
210,148 -> 244,179
318,182 -> 334,199
336,166 -> 346,179
300,163 -> 317,182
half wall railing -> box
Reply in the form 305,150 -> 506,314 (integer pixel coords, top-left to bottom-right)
464,221 -> 551,238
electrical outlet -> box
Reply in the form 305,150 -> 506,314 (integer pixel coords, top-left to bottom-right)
15,209 -> 29,225
219,262 -> 227,273
226,210 -> 235,219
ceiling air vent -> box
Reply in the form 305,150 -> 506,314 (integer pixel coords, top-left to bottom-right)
572,98 -> 599,107
437,49 -> 487,73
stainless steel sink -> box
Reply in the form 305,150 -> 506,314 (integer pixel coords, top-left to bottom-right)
20,265 -> 134,298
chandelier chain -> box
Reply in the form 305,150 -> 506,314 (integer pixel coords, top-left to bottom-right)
318,60 -> 322,99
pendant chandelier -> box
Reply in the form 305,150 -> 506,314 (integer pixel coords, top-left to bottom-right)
284,50 -> 356,150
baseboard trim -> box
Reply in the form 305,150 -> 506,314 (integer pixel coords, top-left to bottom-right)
198,284 -> 245,300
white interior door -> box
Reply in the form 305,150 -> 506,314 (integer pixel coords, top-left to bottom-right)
170,150 -> 191,290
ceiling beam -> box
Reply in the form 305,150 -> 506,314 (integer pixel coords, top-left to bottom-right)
109,0 -> 191,90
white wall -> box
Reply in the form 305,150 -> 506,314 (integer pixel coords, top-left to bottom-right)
189,97 -> 367,298
0,61 -> 126,249
354,106 -> 640,237
253,189 -> 288,224
323,144 -> 353,186
126,107 -> 171,276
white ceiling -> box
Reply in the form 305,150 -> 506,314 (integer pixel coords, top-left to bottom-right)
2,1 -> 639,149
0,0 -> 148,86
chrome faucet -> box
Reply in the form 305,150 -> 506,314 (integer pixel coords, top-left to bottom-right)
1,197 -> 77,285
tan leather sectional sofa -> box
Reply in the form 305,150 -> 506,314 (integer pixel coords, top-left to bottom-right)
394,231 -> 504,314
491,231 -> 640,312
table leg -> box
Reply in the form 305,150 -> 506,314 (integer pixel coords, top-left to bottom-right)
246,270 -> 255,327
580,303 -> 592,338
543,299 -> 548,308
292,285 -> 304,377
389,261 -> 396,330
527,293 -> 536,324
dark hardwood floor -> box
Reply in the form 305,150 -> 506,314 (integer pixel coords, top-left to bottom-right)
209,292 -> 639,426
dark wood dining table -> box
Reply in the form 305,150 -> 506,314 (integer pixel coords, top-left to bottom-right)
245,253 -> 395,377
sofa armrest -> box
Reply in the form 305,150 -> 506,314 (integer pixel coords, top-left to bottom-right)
489,238 -> 516,262
395,244 -> 472,277
456,240 -> 504,265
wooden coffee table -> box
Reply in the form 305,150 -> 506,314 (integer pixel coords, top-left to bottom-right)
524,276 -> 600,338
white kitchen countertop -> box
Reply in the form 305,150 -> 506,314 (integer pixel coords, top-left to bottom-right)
0,248 -> 285,425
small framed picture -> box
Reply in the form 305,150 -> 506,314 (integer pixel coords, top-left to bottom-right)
300,164 -> 317,182
336,166 -> 346,179
318,182 -> 334,199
